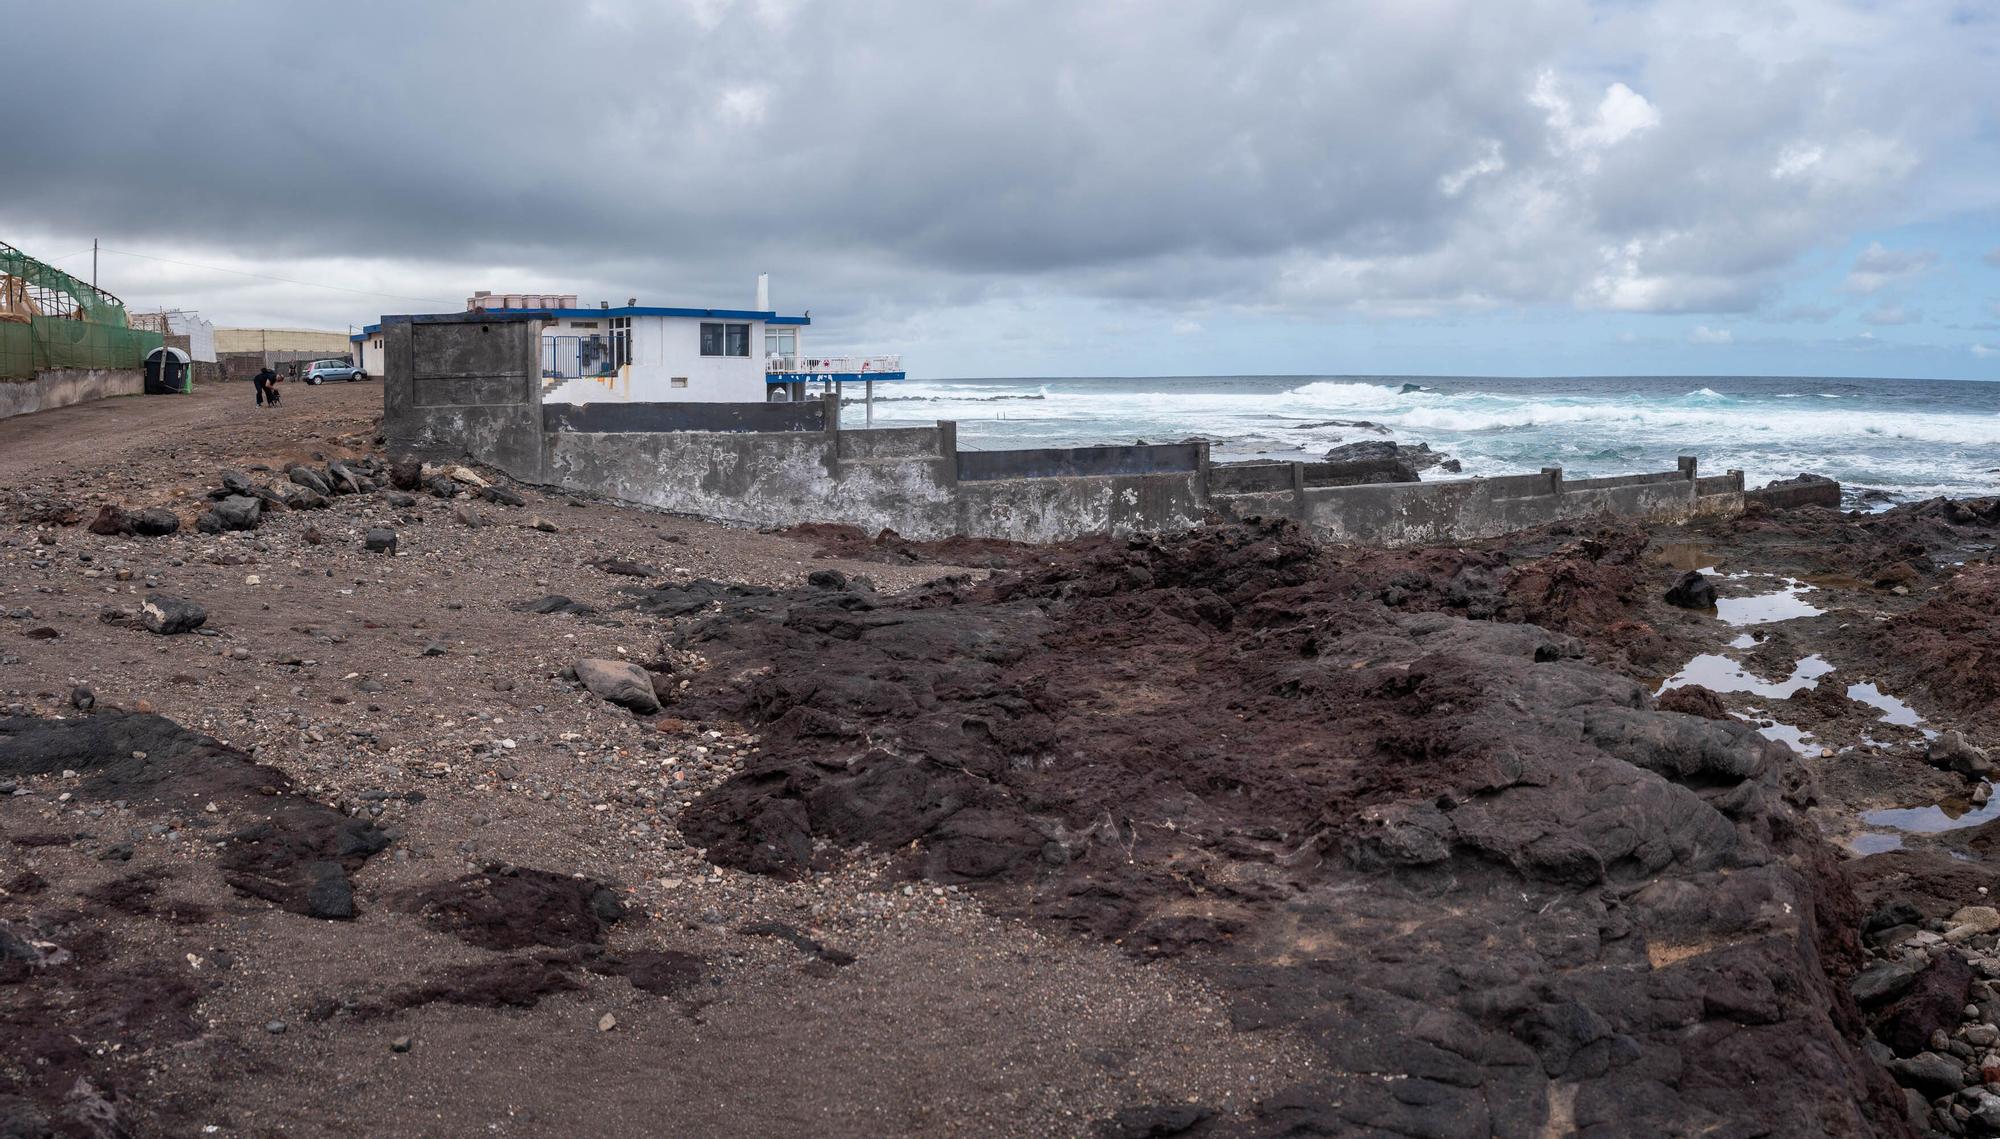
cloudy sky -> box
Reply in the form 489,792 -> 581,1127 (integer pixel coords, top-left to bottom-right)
4,0 -> 1997,379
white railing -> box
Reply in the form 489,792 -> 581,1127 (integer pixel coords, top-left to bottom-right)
766,354 -> 902,375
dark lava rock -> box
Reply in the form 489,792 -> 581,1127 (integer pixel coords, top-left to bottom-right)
1097,1105 -> 1216,1139
1874,950 -> 1974,1056
131,508 -> 181,536
87,504 -> 132,536
1663,570 -> 1717,609
326,460 -> 365,495
196,495 -> 262,533
219,470 -> 256,496
139,594 -> 207,635
388,458 -> 423,491
424,475 -> 460,499
590,558 -> 660,577
1887,1051 -> 1967,1097
669,518 -> 1909,1137
68,686 -> 93,711
514,595 -> 597,617
363,527 -> 398,554
0,714 -> 390,919
481,485 -> 526,507
1655,684 -> 1730,720
385,492 -> 418,509
288,465 -> 333,495
408,865 -> 626,950
1852,960 -> 1924,1006
736,921 -> 855,965
1323,439 -> 1455,474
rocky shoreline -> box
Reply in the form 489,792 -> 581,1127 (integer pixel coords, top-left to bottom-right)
1,382 -> 1998,1136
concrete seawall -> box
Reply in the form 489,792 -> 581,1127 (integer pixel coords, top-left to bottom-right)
0,369 -> 143,420
380,313 -> 1772,547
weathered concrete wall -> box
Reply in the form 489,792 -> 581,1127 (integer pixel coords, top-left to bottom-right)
1213,460 -> 1745,547
382,314 -> 547,480
542,426 -> 1205,542
957,441 -> 1206,482
0,369 -> 143,420
1745,476 -> 1843,511
544,399 -> 827,434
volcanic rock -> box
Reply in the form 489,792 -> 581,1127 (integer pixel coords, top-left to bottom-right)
139,595 -> 206,635
197,495 -> 262,533
87,505 -> 132,536
481,485 -> 526,507
666,519 -> 1908,1136
1663,570 -> 1717,609
288,465 -> 333,495
388,457 -> 423,490
363,527 -> 398,554
575,659 -> 660,714
1928,731 -> 1992,778
131,508 -> 180,536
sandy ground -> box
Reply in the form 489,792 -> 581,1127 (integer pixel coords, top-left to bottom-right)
0,383 -> 1316,1138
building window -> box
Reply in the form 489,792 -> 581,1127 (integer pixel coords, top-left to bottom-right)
670,376 -> 688,388
701,322 -> 750,357
765,327 -> 796,359
609,317 -> 631,367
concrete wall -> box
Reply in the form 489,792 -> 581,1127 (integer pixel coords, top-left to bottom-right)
544,399 -> 827,434
0,368 -> 143,420
1211,459 -> 1744,547
381,313 -> 547,480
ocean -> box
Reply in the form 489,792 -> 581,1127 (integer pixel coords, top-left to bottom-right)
859,374 -> 2000,502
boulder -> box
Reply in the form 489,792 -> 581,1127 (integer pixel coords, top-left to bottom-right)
1887,1051 -> 1967,1097
197,495 -> 262,533
87,505 -> 132,536
1323,439 -> 1456,473
1875,950 -> 1975,1056
424,475 -> 460,499
1663,571 -> 1717,609
288,466 -> 333,495
219,470 -> 256,497
326,461 -> 365,495
1928,731 -> 1992,778
139,594 -> 207,635
272,482 -> 328,510
131,508 -> 180,537
388,458 -> 423,491
1655,684 -> 1730,721
363,528 -> 398,554
575,659 -> 661,714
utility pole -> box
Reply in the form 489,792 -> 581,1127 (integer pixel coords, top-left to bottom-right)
91,240 -> 98,288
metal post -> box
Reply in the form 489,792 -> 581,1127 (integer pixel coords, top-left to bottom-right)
866,379 -> 874,428
91,239 -> 97,288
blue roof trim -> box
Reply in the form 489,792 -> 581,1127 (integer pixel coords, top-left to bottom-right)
768,371 -> 909,384
349,322 -> 381,342
477,306 -> 810,325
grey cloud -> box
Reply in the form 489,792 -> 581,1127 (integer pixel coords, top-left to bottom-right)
1845,243 -> 1938,293
0,0 -> 1991,331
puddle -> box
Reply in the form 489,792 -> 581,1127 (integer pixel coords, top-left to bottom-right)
1659,542 -> 1720,573
1848,832 -> 1905,855
1713,581 -> 1824,626
1657,653 -> 1832,699
1846,682 -> 1923,727
1728,633 -> 1759,650
1743,715 -> 1816,756
1860,783 -> 2000,833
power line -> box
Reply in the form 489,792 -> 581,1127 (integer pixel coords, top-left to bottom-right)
97,246 -> 451,306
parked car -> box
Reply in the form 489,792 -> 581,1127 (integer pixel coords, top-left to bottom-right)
302,359 -> 368,384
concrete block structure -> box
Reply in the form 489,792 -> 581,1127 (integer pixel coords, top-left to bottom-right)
382,311 -> 1774,547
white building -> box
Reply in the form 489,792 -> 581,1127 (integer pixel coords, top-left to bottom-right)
356,279 -> 902,404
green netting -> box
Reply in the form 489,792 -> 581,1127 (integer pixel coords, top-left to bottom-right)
0,242 -> 129,326
0,317 -> 163,379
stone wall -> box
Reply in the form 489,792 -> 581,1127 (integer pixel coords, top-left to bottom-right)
1745,475 -> 1844,511
0,369 -> 144,420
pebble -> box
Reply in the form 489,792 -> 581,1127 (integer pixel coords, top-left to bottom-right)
266,1021 -> 287,1035
391,1036 -> 412,1053
598,1013 -> 618,1033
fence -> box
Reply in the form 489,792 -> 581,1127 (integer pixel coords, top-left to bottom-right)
0,317 -> 162,380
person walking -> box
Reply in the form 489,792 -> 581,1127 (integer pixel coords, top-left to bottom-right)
252,366 -> 276,408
